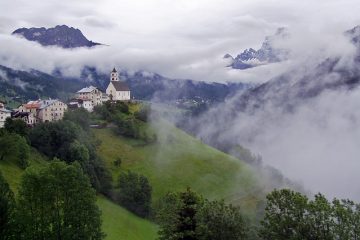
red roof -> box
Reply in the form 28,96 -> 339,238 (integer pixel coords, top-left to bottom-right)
24,103 -> 40,109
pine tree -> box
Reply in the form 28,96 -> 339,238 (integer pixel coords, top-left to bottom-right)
157,188 -> 202,240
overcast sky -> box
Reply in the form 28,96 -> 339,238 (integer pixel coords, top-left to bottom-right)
0,0 -> 360,82
2,0 -> 360,200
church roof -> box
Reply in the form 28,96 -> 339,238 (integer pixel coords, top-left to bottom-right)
112,67 -> 117,73
111,81 -> 130,91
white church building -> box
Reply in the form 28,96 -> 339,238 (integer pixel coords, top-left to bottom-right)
106,68 -> 131,101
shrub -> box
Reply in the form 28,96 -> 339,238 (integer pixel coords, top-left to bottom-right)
117,171 -> 152,218
134,105 -> 151,122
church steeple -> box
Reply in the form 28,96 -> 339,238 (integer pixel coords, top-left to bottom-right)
110,67 -> 119,81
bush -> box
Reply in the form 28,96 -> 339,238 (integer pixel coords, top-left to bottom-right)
116,171 -> 152,218
0,171 -> 15,239
0,132 -> 29,168
63,108 -> 91,130
134,105 -> 151,122
94,105 -> 112,122
113,116 -> 139,138
113,158 -> 122,167
4,118 -> 28,138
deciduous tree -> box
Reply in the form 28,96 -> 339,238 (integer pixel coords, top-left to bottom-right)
16,161 -> 104,240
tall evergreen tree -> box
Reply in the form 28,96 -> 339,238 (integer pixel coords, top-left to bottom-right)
157,188 -> 202,240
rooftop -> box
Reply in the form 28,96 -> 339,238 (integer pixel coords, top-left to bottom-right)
110,81 -> 130,91
0,108 -> 12,113
77,86 -> 98,93
24,99 -> 61,110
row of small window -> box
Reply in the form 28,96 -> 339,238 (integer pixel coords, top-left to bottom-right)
45,112 -> 63,117
45,108 -> 63,111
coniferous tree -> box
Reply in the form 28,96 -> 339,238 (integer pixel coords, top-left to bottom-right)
157,188 -> 202,240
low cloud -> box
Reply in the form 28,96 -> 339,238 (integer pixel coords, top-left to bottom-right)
188,44 -> 360,200
1,0 -> 360,83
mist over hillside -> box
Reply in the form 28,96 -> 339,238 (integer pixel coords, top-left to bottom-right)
177,25 -> 360,200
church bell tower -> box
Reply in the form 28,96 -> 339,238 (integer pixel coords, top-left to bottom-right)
110,67 -> 119,81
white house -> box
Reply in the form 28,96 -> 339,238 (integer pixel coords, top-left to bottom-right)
106,68 -> 131,101
0,103 -> 11,128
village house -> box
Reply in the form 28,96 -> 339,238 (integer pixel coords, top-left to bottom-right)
17,99 -> 67,124
106,68 -> 131,101
68,98 -> 94,112
0,102 -> 12,128
11,111 -> 36,126
75,86 -> 103,106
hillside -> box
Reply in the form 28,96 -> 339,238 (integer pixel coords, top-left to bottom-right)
98,196 -> 158,240
94,119 -> 262,213
0,148 -> 158,240
0,104 -> 263,239
0,65 -> 86,105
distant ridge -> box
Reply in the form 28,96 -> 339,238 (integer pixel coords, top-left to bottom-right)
12,25 -> 102,48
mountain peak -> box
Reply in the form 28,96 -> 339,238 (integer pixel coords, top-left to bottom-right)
12,25 -> 102,48
228,27 -> 290,70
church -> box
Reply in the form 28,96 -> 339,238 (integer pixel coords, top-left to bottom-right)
106,68 -> 131,101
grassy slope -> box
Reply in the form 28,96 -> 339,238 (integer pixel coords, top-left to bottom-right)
0,149 -> 158,240
94,119 -> 262,213
98,196 -> 158,240
0,149 -> 48,192
0,105 -> 262,240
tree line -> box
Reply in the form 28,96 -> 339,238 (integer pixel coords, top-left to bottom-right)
155,188 -> 360,240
